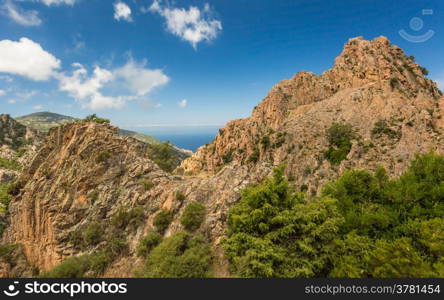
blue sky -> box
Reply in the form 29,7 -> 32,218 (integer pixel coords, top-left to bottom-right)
0,0 -> 443,133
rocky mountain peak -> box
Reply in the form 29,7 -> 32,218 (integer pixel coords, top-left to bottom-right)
180,36 -> 444,177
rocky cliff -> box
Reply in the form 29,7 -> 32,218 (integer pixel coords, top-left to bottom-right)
1,36 -> 443,277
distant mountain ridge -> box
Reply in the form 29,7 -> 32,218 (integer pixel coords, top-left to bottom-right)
16,112 -> 163,147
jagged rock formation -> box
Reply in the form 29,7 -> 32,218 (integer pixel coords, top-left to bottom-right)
180,36 -> 443,192
1,36 -> 444,277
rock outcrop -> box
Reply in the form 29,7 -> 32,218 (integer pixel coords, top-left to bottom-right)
1,36 -> 444,277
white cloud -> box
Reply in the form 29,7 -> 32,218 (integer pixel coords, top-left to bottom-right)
114,1 -> 132,22
7,98 -> 16,104
57,59 -> 169,110
40,0 -> 77,5
33,104 -> 43,110
57,63 -> 123,110
1,0 -> 42,26
0,37 -> 61,81
148,0 -> 222,49
0,89 -> 6,96
114,58 -> 169,95
178,99 -> 187,108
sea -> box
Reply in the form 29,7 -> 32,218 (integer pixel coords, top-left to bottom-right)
138,126 -> 220,152
151,133 -> 217,152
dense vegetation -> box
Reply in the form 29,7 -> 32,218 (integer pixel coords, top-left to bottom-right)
224,153 -> 444,277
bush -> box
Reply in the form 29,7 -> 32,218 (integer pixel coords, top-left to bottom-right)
371,120 -> 400,139
260,136 -> 270,149
175,191 -> 186,201
83,222 -> 103,246
0,184 -> 12,212
389,77 -> 399,89
324,123 -> 354,165
84,114 -> 110,124
141,181 -> 154,191
137,232 -> 162,257
43,256 -> 91,278
181,202 -> 206,231
148,142 -> 177,173
153,209 -> 173,233
96,152 -> 111,164
222,149 -> 234,164
89,191 -> 99,204
0,244 -> 19,263
248,148 -> 260,163
142,231 -> 212,278
111,206 -> 145,229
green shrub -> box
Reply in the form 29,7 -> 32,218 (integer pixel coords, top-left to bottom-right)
325,123 -> 354,165
89,238 -> 128,275
89,191 -> 99,204
371,120 -> 401,139
137,232 -> 162,257
104,237 -> 128,257
148,142 -> 177,172
111,206 -> 145,229
0,184 -> 12,212
153,209 -> 173,233
84,114 -> 110,124
142,231 -> 212,278
83,222 -> 103,246
222,149 -> 234,164
69,229 -> 84,249
43,255 -> 91,278
181,202 -> 206,231
141,180 -> 154,191
89,252 -> 112,275
389,77 -> 399,89
0,244 -> 19,263
0,224 -> 6,238
175,191 -> 186,201
260,136 -> 270,149
248,148 -> 260,163
96,152 -> 111,164
0,158 -> 21,171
